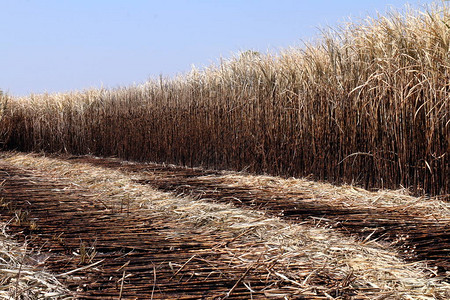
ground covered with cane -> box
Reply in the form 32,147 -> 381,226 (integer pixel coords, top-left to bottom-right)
0,153 -> 448,299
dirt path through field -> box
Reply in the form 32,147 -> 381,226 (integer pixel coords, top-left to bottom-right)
0,153 -> 449,299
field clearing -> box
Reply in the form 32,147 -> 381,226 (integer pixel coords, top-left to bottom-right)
0,152 -> 448,299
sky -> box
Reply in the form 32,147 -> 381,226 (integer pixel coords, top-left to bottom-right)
1,0 -> 435,97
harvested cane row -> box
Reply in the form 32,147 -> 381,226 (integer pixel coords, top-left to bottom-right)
0,167 -> 265,299
0,163 -> 379,299
63,156 -> 450,276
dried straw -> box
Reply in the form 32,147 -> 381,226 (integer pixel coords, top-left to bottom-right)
0,223 -> 71,299
2,152 -> 449,299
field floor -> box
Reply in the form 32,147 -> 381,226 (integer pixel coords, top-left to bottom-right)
0,152 -> 449,299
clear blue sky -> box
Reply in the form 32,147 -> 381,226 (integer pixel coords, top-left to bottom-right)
1,0 -> 433,96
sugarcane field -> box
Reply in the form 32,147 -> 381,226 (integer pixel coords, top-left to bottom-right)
0,2 -> 449,299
